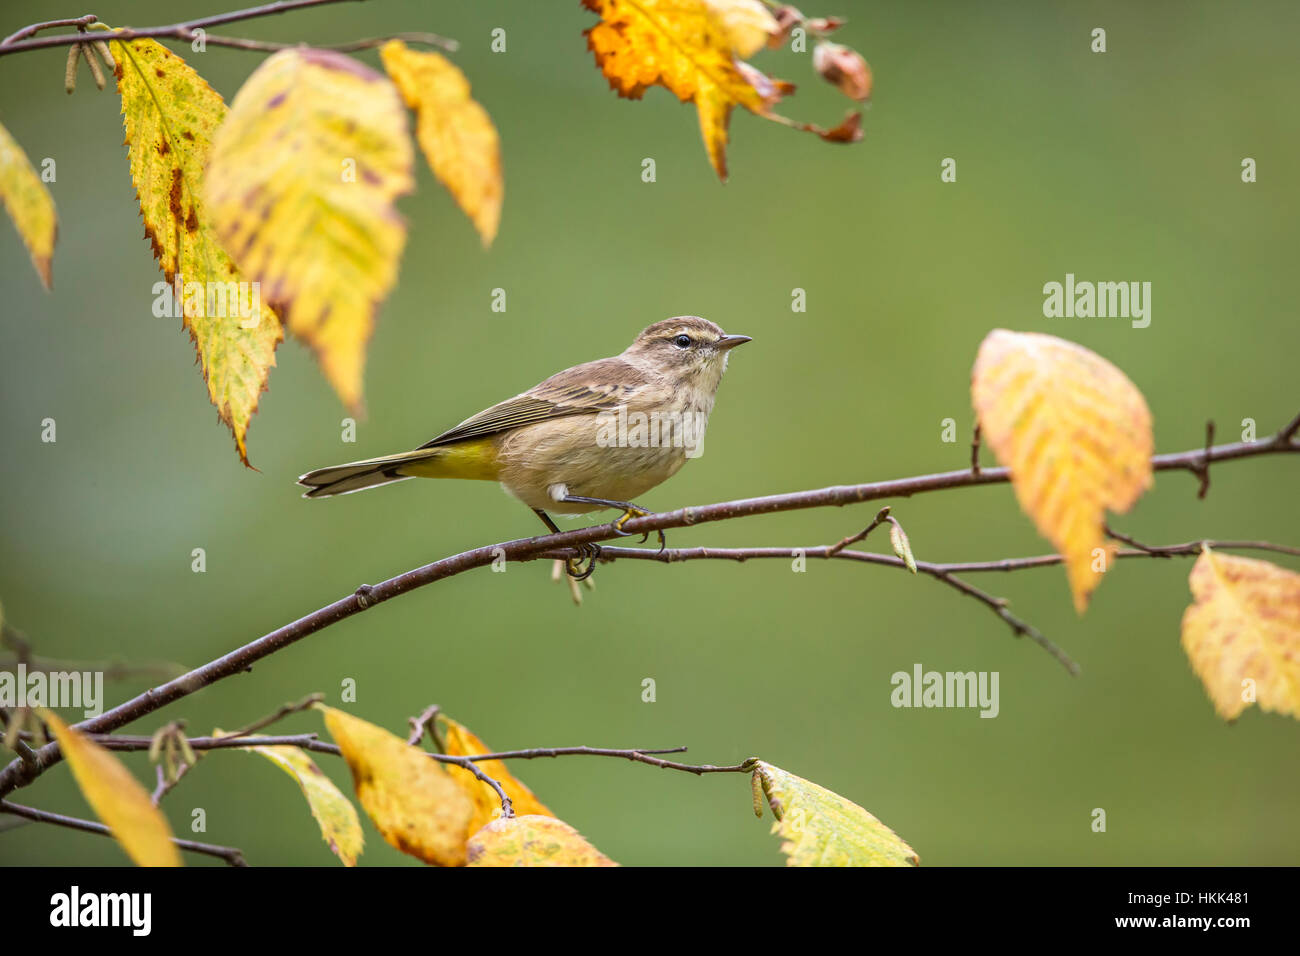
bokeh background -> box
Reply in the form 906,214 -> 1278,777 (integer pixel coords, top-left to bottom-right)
2,0 -> 1297,866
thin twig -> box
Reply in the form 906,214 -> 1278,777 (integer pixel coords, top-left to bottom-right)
1195,420 -> 1216,499
84,732 -> 740,778
827,506 -> 891,555
440,746 -> 754,776
0,800 -> 248,865
1,14 -> 97,45
566,535 -> 1300,676
96,732 -> 330,753
406,704 -> 442,748
1277,410 -> 1300,445
151,759 -> 200,806
0,3 -> 456,56
401,703 -> 514,818
223,693 -> 324,739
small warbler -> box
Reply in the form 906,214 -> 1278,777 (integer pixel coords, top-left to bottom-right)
298,316 -> 751,577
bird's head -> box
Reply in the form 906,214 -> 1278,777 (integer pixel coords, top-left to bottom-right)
623,316 -> 751,392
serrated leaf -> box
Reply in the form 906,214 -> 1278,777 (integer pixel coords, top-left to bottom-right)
379,41 -> 502,247
1181,547 -> 1300,721
204,48 -> 414,411
437,714 -> 554,835
317,705 -> 473,866
971,330 -> 1153,612
214,729 -> 364,865
0,120 -> 56,288
752,760 -> 918,867
42,710 -> 181,867
466,815 -> 618,867
582,0 -> 784,182
112,39 -> 282,466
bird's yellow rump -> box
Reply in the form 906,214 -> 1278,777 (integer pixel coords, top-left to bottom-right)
298,316 -> 750,577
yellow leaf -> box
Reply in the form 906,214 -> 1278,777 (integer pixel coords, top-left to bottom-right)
380,41 -> 503,247
582,0 -> 783,181
204,48 -> 414,412
703,0 -> 779,57
214,729 -> 364,865
752,760 -> 918,867
112,39 -> 283,466
318,705 -> 473,865
971,330 -> 1153,612
1181,547 -> 1300,721
41,710 -> 181,867
437,714 -> 554,835
467,815 -> 618,867
0,120 -> 57,288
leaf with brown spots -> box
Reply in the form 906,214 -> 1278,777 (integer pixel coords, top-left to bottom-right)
204,49 -> 414,412
467,815 -> 618,867
752,760 -> 918,867
0,119 -> 57,288
1181,547 -> 1300,721
318,705 -> 474,866
111,38 -> 282,466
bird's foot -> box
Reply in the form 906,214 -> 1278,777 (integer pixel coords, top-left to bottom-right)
565,542 -> 602,581
611,504 -> 666,554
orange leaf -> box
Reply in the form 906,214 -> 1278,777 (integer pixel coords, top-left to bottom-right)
582,0 -> 782,181
437,715 -> 554,835
318,705 -> 474,865
467,815 -> 618,867
380,41 -> 503,247
1181,547 -> 1300,721
42,710 -> 181,867
971,330 -> 1153,612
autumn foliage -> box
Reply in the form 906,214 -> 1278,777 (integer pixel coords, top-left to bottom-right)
1,2 -> 1296,871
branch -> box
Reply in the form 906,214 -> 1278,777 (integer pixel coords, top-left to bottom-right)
0,800 -> 248,865
2,416 -> 1295,797
0,1 -> 457,56
94,732 -> 332,753
570,536 -> 1300,675
91,731 -> 747,776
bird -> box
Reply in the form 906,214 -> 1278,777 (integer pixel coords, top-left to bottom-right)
297,316 -> 751,578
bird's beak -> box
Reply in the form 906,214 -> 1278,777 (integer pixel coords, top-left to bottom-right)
716,334 -> 752,352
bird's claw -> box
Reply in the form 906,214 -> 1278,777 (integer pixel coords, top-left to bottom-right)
611,506 -> 667,554
565,542 -> 602,581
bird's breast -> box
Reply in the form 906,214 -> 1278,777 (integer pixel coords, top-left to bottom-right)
493,409 -> 706,513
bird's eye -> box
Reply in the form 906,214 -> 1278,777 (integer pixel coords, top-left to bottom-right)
673,334 -> 692,349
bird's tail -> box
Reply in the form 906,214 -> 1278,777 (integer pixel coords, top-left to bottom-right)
297,448 -> 445,498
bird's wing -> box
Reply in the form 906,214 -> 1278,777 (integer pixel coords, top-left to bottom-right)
419,357 -> 658,448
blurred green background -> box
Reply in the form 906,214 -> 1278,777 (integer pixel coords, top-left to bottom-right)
2,0 -> 1297,866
